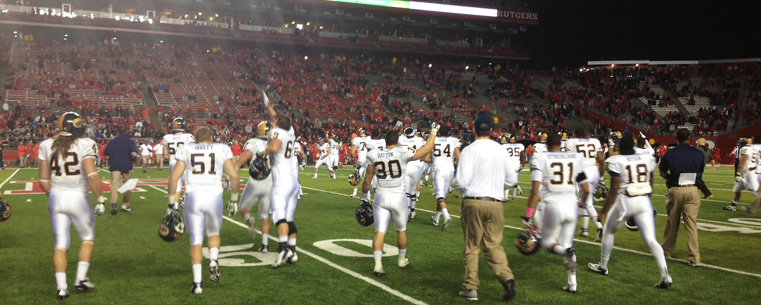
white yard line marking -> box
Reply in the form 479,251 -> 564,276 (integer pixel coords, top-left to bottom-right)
301,186 -> 761,279
149,184 -> 426,305
0,169 -> 21,189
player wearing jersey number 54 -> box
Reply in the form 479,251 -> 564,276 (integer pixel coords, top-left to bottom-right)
453,115 -> 518,301
167,126 -> 240,295
362,123 -> 439,277
38,112 -> 107,300
659,129 -> 705,267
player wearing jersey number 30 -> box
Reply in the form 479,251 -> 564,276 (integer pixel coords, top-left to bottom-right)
38,112 -> 107,300
167,126 -> 240,295
362,122 -> 440,277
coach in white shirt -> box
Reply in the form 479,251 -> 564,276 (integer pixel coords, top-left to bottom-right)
453,114 -> 518,301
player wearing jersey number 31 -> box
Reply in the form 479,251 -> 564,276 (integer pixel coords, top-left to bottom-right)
38,112 -> 107,300
362,122 -> 439,277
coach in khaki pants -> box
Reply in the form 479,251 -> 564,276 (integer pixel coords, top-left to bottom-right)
659,129 -> 705,266
453,114 -> 518,301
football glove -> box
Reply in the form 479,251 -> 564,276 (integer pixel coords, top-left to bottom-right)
227,200 -> 239,217
520,216 -> 533,228
167,203 -> 179,215
430,122 -> 440,135
94,195 -> 107,216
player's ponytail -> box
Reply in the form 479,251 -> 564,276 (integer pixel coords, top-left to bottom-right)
50,135 -> 78,160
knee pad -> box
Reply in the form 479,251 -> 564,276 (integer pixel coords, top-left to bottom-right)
288,222 -> 298,235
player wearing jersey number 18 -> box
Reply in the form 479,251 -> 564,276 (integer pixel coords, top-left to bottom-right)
38,112 -> 107,300
167,126 -> 240,295
362,122 -> 439,277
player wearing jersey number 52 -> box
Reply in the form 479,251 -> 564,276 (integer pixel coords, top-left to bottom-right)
38,112 -> 107,300
361,122 -> 439,277
453,115 -> 518,301
167,126 -> 240,295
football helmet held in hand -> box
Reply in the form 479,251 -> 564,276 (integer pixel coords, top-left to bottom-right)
348,168 -> 361,186
249,153 -> 271,180
159,209 -> 185,242
0,200 -> 11,222
355,200 -> 374,227
515,229 -> 541,255
594,180 -> 609,201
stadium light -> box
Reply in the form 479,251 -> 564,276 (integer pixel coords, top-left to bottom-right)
305,56 -> 308,60
635,64 -> 640,67
465,66 -> 469,70
428,64 -> 432,68
611,64 -> 615,67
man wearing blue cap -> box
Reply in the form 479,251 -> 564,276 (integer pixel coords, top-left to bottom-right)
454,114 -> 518,301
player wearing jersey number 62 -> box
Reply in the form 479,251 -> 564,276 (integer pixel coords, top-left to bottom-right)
167,126 -> 240,295
361,122 -> 439,277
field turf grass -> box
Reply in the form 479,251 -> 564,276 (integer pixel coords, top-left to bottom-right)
0,165 -> 759,304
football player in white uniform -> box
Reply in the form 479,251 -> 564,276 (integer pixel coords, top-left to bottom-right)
313,138 -> 332,179
430,125 -> 461,231
533,132 -> 548,156
163,117 -> 195,206
233,122 -> 273,252
501,135 -> 525,201
398,127 -> 426,219
363,123 -> 439,277
742,135 -> 761,214
589,134 -> 672,288
293,140 -> 305,198
564,128 -> 604,238
725,138 -> 755,211
38,112 -> 107,300
634,132 -> 656,157
263,106 -> 301,268
350,128 -> 373,197
527,133 -> 590,294
168,126 -> 240,295
328,132 -> 341,175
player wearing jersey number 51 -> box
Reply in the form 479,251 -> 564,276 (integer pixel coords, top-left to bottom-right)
38,112 -> 107,300
167,126 -> 240,295
453,115 -> 518,301
362,123 -> 439,277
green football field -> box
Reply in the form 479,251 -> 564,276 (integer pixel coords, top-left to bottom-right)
0,165 -> 759,304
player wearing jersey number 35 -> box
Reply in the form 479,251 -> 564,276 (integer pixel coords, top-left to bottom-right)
38,112 -> 107,300
362,122 -> 439,277
167,126 -> 240,295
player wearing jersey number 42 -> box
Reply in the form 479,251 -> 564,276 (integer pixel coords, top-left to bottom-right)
38,112 -> 107,300
167,126 -> 240,295
362,123 -> 439,277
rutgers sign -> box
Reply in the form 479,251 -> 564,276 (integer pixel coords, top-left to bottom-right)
498,10 -> 538,21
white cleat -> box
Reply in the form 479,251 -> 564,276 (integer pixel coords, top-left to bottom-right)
287,252 -> 298,264
74,278 -> 95,291
191,282 -> 203,295
273,249 -> 293,268
210,259 -> 220,283
57,288 -> 70,300
431,215 -> 439,226
398,258 -> 410,268
655,275 -> 673,289
442,217 -> 453,232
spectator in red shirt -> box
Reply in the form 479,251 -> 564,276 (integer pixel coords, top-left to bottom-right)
17,140 -> 28,168
230,140 -> 243,164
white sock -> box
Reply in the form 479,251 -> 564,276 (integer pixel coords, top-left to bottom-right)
210,248 -> 219,261
75,261 -> 89,282
582,215 -> 590,229
442,208 -> 450,220
352,188 -> 357,195
434,211 -> 441,220
374,251 -> 383,270
192,264 -> 202,283
243,213 -> 251,222
261,234 -> 269,246
287,238 -> 297,247
398,248 -> 407,264
279,236 -> 288,243
55,272 -> 67,290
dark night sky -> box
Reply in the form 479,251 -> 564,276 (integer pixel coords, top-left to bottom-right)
518,0 -> 761,69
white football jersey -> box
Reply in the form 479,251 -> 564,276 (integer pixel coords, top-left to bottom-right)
367,146 -> 415,193
634,147 -> 655,156
398,136 -> 425,166
501,143 -> 524,168
318,143 -> 330,158
531,151 -> 585,201
38,137 -> 98,192
607,153 -> 656,192
565,138 -> 602,169
746,144 -> 761,174
372,139 -> 387,151
738,146 -> 756,171
329,139 -> 340,156
163,133 -> 195,162
533,143 -> 547,155
176,143 -> 232,196
432,137 -> 460,170
352,135 -> 373,162
560,140 -> 568,152
270,127 -> 297,174
243,138 -> 268,155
